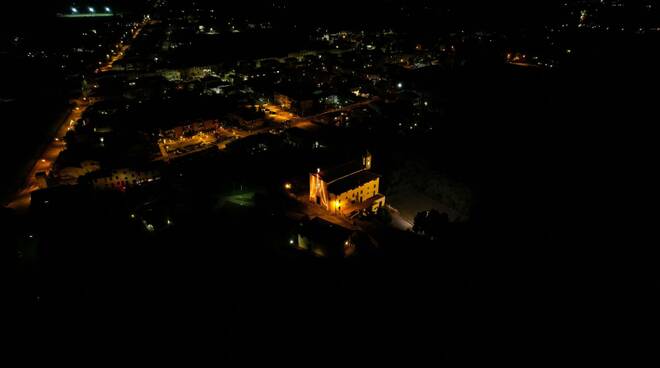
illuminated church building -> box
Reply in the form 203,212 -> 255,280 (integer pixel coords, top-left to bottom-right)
309,152 -> 386,215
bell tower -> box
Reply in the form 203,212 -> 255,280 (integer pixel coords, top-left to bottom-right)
362,151 -> 372,170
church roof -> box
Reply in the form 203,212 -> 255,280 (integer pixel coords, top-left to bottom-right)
327,170 -> 380,195
318,160 -> 364,183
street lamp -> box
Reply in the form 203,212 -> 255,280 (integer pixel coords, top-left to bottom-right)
88,7 -> 95,13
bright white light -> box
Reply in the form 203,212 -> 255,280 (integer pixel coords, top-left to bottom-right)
88,7 -> 95,13
397,82 -> 403,88
289,239 -> 294,244
105,7 -> 111,12
71,7 -> 78,13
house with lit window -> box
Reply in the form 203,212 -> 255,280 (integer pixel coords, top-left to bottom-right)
86,165 -> 161,191
274,83 -> 324,116
309,152 -> 386,216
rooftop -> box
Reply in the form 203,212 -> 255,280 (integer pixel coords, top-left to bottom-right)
327,170 -> 380,195
317,160 -> 364,183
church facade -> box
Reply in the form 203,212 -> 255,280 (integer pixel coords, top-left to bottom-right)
309,152 -> 386,216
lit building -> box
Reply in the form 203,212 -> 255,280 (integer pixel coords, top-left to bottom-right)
87,166 -> 161,191
309,152 -> 386,216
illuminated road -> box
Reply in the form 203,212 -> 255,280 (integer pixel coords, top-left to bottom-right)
158,131 -> 223,161
264,97 -> 380,127
310,97 -> 380,120
99,19 -> 151,73
5,19 -> 151,212
507,61 -> 542,68
212,98 -> 382,154
261,103 -> 298,123
6,99 -> 93,211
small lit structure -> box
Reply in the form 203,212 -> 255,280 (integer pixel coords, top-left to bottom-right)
294,217 -> 357,258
